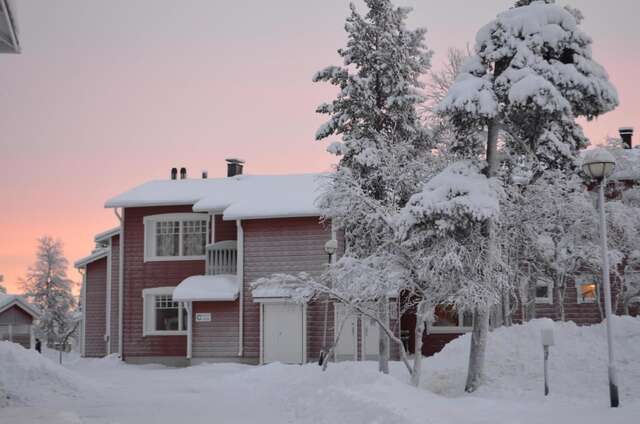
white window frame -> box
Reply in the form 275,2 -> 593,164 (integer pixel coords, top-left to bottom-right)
535,280 -> 553,304
142,287 -> 187,336
575,275 -> 597,304
429,307 -> 473,334
143,213 -> 209,262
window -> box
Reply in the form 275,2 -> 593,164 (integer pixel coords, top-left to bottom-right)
575,276 -> 597,304
144,213 -> 208,261
535,281 -> 553,304
142,287 -> 187,336
430,305 -> 473,333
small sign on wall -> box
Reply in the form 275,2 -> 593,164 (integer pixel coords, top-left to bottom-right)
195,313 -> 212,322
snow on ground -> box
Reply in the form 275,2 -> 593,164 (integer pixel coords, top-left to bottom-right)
1,318 -> 639,424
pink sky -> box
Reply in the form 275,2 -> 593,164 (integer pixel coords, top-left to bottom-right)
1,0 -> 638,293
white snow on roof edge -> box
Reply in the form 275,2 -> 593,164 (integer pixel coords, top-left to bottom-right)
74,248 -> 110,269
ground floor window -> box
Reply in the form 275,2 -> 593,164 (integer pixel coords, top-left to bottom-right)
142,287 -> 187,336
430,305 -> 472,333
535,280 -> 553,304
575,276 -> 597,304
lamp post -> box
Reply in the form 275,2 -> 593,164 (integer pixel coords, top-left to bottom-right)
581,148 -> 619,408
319,238 -> 338,366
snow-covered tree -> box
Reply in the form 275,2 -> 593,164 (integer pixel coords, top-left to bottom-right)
19,236 -> 77,347
438,0 -> 618,174
520,172 -> 600,321
605,188 -> 640,314
0,274 -> 6,293
313,0 -> 432,374
436,0 -> 617,392
398,160 -> 508,389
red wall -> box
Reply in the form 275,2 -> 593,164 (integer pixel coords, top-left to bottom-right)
214,215 -> 237,242
122,205 -> 205,359
242,217 -> 332,362
85,257 -> 107,357
109,234 -> 120,354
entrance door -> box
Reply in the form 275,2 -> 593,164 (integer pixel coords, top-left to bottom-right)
361,314 -> 380,360
262,302 -> 304,364
334,304 -> 357,361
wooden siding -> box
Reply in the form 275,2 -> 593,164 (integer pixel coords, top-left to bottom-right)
242,217 -> 332,362
0,305 -> 33,325
122,205 -> 206,359
109,234 -> 120,354
192,301 -> 240,358
85,257 -> 108,357
214,215 -> 237,242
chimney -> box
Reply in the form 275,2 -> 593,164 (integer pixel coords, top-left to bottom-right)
202,170 -> 208,179
171,167 -> 178,180
180,167 -> 187,179
619,127 -> 634,149
226,158 -> 245,177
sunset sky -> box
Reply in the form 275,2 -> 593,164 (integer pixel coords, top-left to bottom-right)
1,0 -> 638,294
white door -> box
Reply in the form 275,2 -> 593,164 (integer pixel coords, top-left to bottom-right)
334,304 -> 357,361
262,303 -> 304,364
361,314 -> 380,360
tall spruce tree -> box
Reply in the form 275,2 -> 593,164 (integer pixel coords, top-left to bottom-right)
0,274 -> 6,293
437,0 -> 618,392
19,236 -> 76,347
314,0 -> 432,374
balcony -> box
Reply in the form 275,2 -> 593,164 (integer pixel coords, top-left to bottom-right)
206,240 -> 237,275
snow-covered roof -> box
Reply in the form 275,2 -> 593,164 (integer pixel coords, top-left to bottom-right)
0,294 -> 40,318
172,274 -> 240,302
94,226 -> 120,243
610,148 -> 640,181
74,248 -> 110,269
105,173 -> 328,220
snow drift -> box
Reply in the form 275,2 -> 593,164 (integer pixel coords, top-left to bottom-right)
419,317 -> 640,404
0,341 -> 93,407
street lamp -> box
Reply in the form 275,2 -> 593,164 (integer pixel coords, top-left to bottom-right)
581,148 -> 619,408
319,238 -> 338,366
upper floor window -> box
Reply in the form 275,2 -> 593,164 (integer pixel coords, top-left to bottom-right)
144,213 -> 208,261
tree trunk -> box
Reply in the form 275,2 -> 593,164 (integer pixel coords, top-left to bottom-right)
410,302 -> 428,387
378,298 -> 390,374
465,117 -> 499,393
465,305 -> 490,392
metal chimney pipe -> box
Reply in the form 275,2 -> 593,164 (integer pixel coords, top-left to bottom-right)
226,158 -> 245,177
202,170 -> 208,179
171,168 -> 178,180
180,167 -> 187,179
619,127 -> 633,149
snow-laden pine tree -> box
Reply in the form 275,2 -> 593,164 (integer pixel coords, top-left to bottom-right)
436,0 -> 618,392
0,274 -> 6,293
604,188 -> 640,314
19,236 -> 77,347
313,0 -> 432,374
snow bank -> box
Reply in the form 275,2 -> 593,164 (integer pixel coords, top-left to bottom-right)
0,342 -> 93,407
420,317 -> 640,404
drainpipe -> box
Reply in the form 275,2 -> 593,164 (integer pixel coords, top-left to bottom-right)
186,301 -> 193,361
105,239 -> 112,355
237,219 -> 244,357
114,208 -> 125,360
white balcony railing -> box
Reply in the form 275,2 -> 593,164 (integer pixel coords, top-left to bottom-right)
206,240 -> 237,275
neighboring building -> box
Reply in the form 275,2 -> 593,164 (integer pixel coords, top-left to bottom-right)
76,160 -> 399,365
0,0 -> 20,53
405,127 -> 640,358
0,294 -> 40,349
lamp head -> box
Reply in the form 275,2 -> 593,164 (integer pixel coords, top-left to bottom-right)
324,239 -> 338,255
581,148 -> 616,180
